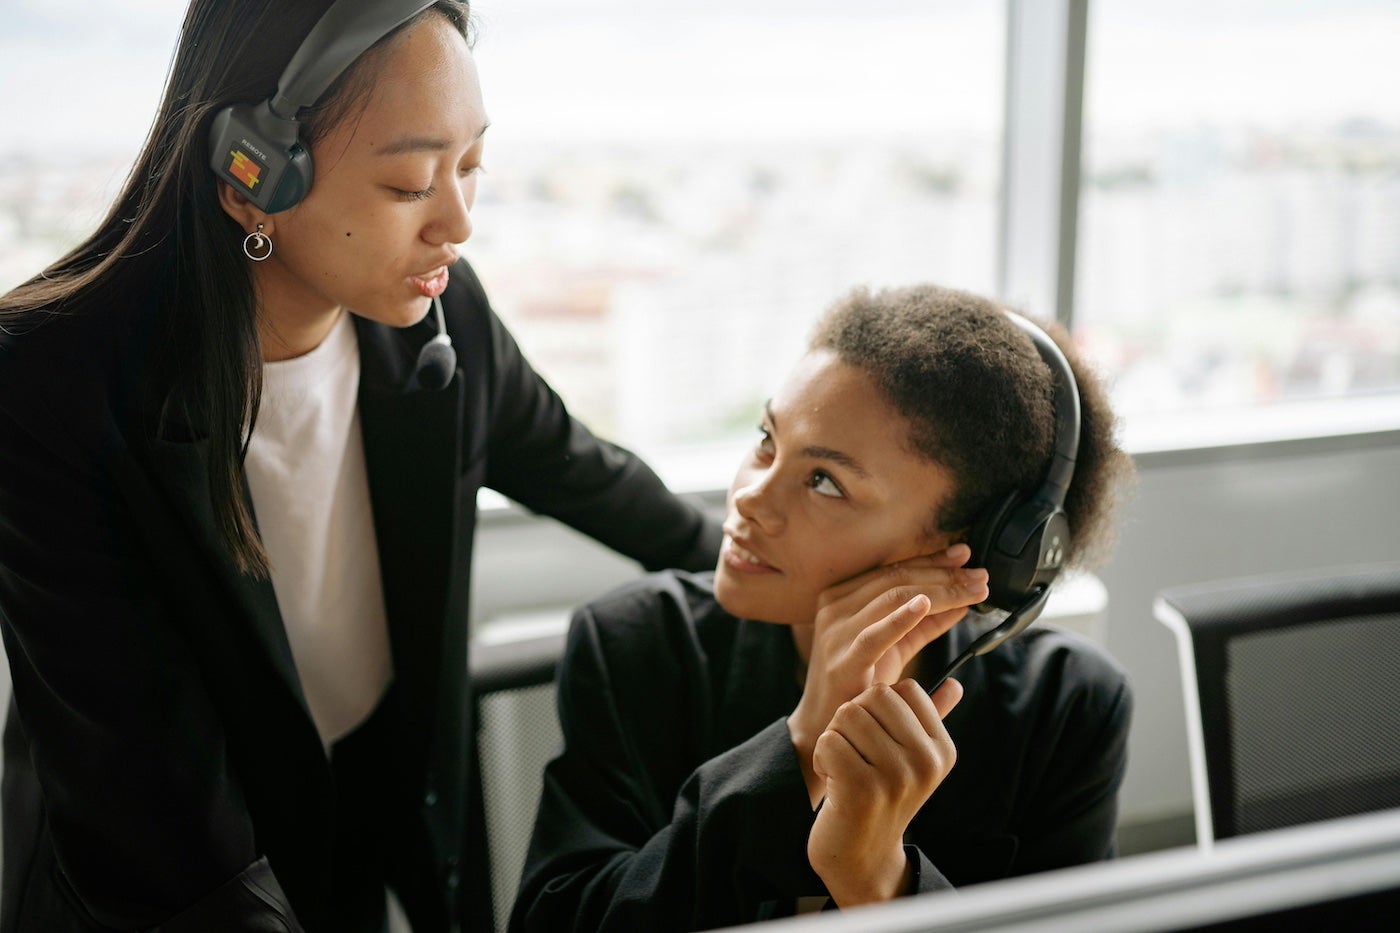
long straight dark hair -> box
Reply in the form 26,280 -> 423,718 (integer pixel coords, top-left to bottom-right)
0,0 -> 471,577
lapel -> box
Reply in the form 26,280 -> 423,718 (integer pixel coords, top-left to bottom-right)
354,316 -> 466,774
115,294 -> 321,746
135,314 -> 464,778
141,433 -> 314,719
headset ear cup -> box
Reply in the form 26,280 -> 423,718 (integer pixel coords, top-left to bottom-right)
967,490 -> 1022,576
266,147 -> 314,214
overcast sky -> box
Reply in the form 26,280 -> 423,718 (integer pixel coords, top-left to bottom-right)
0,0 -> 1393,159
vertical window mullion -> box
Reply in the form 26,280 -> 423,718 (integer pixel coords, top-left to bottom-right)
998,0 -> 1089,328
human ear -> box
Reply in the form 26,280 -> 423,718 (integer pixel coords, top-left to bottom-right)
216,180 -> 274,238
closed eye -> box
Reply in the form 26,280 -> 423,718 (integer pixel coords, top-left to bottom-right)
393,185 -> 435,202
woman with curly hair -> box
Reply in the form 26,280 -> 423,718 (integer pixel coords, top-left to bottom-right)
512,283 -> 1137,932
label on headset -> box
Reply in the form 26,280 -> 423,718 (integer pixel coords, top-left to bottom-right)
226,150 -> 263,192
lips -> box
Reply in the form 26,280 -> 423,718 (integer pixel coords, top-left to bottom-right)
410,265 -> 450,298
721,533 -> 780,574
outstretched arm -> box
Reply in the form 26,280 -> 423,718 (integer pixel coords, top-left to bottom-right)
467,273 -> 720,573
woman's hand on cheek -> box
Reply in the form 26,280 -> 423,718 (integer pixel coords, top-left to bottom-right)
807,677 -> 963,907
787,544 -> 987,804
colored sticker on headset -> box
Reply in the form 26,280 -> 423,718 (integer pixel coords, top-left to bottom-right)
228,150 -> 262,191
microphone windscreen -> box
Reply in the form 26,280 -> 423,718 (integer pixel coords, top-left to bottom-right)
415,342 -> 456,390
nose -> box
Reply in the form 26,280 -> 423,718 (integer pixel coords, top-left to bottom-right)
731,470 -> 785,536
426,175 -> 476,246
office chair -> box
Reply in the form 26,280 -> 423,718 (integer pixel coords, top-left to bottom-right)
1154,562 -> 1400,848
465,624 -> 568,933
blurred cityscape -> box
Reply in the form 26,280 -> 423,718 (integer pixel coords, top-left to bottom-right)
1078,122 -> 1400,416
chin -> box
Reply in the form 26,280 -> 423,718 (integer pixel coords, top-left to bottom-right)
357,296 -> 433,330
714,571 -> 803,626
713,568 -> 756,619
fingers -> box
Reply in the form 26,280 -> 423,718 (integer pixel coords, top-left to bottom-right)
927,676 -> 964,719
852,684 -> 932,760
888,678 -> 942,738
817,682 -> 958,795
821,543 -> 980,605
812,722 -> 869,782
849,570 -> 988,622
850,593 -> 930,660
893,542 -> 974,570
846,573 -> 985,672
892,606 -> 971,665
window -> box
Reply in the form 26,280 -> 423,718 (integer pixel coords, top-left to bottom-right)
13,2 -> 1389,470
0,2 -> 182,295
469,1 -> 1005,465
1,1 -> 1005,479
1078,1 -> 1400,420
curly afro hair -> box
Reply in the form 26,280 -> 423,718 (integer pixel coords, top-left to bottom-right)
809,283 -> 1134,570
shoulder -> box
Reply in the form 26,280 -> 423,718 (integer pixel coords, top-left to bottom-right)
438,257 -> 495,346
989,625 -> 1133,725
569,569 -> 731,657
562,570 -> 744,691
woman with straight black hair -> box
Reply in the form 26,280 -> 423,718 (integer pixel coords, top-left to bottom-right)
0,2 -> 719,930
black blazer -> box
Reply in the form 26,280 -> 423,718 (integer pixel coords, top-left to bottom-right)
512,571 -> 1133,933
0,260 -> 719,932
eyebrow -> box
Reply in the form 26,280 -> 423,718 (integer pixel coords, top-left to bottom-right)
764,401 -> 871,479
375,121 -> 491,156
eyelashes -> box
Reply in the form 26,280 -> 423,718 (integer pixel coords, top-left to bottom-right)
753,423 -> 846,499
391,165 -> 485,202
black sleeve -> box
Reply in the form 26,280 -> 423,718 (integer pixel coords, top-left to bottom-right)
471,274 -> 720,573
510,603 -> 819,933
0,403 -> 301,931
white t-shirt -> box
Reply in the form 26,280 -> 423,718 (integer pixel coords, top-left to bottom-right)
245,311 -> 392,749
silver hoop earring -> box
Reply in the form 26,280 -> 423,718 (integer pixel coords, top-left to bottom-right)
242,223 -> 273,262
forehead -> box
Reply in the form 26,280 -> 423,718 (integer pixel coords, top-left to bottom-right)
773,350 -> 954,506
332,16 -> 486,151
772,351 -> 913,459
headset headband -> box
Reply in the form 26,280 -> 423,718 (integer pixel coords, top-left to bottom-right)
209,0 -> 438,213
271,0 -> 438,119
1006,311 -> 1080,512
928,310 -> 1083,693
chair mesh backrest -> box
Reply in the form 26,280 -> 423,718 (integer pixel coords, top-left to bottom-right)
1159,563 -> 1400,842
1225,613 -> 1400,834
477,681 -> 562,933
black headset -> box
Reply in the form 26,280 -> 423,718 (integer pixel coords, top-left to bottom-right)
208,0 -> 437,213
209,0 -> 458,390
930,310 -> 1082,693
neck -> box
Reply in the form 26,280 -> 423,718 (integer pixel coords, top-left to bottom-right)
790,625 -> 815,668
258,308 -> 344,362
251,261 -> 345,362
